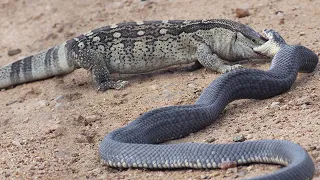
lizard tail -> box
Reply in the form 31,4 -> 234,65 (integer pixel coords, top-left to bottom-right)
0,42 -> 76,89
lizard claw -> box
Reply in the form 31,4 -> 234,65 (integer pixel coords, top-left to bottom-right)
96,80 -> 129,91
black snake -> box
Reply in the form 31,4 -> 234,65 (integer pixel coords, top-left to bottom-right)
99,30 -> 319,179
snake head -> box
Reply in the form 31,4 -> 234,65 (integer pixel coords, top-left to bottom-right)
253,29 -> 287,57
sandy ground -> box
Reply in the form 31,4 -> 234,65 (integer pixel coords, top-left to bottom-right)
0,0 -> 320,179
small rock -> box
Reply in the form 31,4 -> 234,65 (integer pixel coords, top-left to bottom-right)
74,135 -> 89,143
45,33 -> 58,40
53,126 -> 65,137
200,175 -> 209,179
237,170 -> 247,177
279,104 -> 289,110
247,166 -> 254,171
275,10 -> 284,16
299,32 -> 306,36
38,164 -> 45,170
233,134 -> 246,142
296,96 -> 312,106
55,103 -> 63,109
211,171 -> 220,177
270,101 -> 280,109
316,157 -> 320,163
205,137 -> 216,143
226,167 -> 238,174
8,49 -> 21,56
246,134 -> 253,139
23,117 -> 30,123
149,84 -> 159,90
85,115 -> 100,123
45,125 -> 65,137
38,100 -> 49,107
162,89 -> 172,100
54,95 -> 65,102
279,18 -> 285,25
235,8 -> 250,18
301,104 -> 309,109
12,139 -> 21,147
187,83 -> 198,88
4,171 -> 11,177
308,146 -> 317,151
54,150 -> 69,159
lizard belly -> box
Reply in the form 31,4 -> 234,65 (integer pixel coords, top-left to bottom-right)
108,40 -> 197,74
109,55 -> 196,74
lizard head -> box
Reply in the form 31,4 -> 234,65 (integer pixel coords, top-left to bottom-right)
231,23 -> 269,60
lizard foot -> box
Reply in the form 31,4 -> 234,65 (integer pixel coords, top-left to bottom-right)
97,80 -> 129,91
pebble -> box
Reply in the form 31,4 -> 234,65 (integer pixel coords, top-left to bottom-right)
247,166 -> 254,171
45,125 -> 65,137
85,115 -> 100,123
187,82 -> 198,88
237,170 -> 246,177
200,175 -> 209,179
54,95 -> 65,102
235,8 -> 250,18
270,101 -> 280,109
12,139 -> 22,146
308,146 -> 317,151
38,100 -> 49,107
275,10 -> 284,16
55,103 -> 63,109
279,18 -> 285,25
74,135 -> 89,143
205,136 -> 216,143
226,167 -> 238,174
279,104 -> 289,110
299,32 -> 306,36
301,104 -> 309,109
23,117 -> 30,123
7,48 -> 21,56
53,126 -> 65,137
233,134 -> 246,142
296,96 -> 312,106
246,134 -> 253,139
149,84 -> 159,90
54,150 -> 69,159
211,171 -> 220,177
4,171 -> 11,177
162,89 -> 172,100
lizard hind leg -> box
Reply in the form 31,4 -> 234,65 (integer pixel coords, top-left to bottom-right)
86,53 -> 128,91
91,65 -> 129,91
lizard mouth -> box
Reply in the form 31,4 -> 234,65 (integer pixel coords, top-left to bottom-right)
259,33 -> 269,42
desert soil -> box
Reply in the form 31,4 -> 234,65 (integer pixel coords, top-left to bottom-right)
0,0 -> 320,179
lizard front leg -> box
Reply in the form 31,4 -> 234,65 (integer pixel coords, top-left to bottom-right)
196,43 -> 243,73
79,50 -> 128,91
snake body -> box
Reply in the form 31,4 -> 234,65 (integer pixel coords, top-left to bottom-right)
99,30 -> 318,179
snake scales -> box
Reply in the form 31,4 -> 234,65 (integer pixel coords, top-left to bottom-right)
99,30 -> 319,179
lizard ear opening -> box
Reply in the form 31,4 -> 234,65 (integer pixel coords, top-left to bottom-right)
234,32 -> 238,41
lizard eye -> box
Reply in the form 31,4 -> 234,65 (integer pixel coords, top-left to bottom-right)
251,39 -> 256,43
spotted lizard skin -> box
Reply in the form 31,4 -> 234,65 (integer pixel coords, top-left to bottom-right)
0,19 -> 268,91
